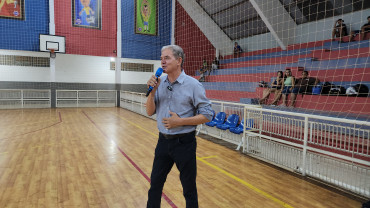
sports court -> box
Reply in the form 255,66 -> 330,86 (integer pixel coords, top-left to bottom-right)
0,0 -> 369,207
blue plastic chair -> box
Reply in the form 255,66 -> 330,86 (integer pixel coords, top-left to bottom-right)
229,119 -> 254,134
216,114 -> 239,130
205,112 -> 226,127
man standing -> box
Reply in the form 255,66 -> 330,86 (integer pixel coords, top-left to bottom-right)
146,45 -> 213,208
290,71 -> 319,107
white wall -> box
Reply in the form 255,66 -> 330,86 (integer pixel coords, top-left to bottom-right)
0,50 -> 160,85
0,50 -> 50,82
239,33 -> 279,52
294,9 -> 370,44
120,58 -> 161,84
55,54 -> 114,83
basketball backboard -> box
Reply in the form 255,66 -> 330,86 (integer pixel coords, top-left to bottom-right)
39,34 -> 66,53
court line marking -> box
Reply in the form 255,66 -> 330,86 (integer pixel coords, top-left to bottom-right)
197,157 -> 294,208
0,142 -> 55,154
115,110 -> 294,208
198,155 -> 217,159
82,111 -> 177,208
0,112 -> 62,140
1,119 -> 60,128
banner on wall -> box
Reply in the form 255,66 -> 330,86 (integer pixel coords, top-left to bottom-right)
72,0 -> 101,29
0,0 -> 24,20
135,0 -> 157,36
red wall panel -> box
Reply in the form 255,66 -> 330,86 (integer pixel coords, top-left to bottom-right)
54,0 -> 117,57
175,1 -> 215,76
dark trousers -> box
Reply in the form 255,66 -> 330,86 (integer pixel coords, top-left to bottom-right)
147,132 -> 198,208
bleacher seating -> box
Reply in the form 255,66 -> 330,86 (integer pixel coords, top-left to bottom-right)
229,119 -> 254,134
193,38 -> 370,116
205,111 -> 226,127
216,114 -> 239,130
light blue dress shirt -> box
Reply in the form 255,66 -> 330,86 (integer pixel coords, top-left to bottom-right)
154,70 -> 213,135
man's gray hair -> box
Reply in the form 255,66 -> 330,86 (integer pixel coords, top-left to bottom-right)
161,45 -> 185,67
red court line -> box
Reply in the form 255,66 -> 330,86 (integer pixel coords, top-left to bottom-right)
0,112 -> 62,140
82,111 -> 177,208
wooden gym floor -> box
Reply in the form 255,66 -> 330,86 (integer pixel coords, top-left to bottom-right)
0,107 -> 365,208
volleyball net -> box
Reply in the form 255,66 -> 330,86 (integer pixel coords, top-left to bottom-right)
0,1 -> 369,118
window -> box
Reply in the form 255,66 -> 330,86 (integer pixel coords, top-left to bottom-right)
0,55 -> 50,67
110,62 -> 154,72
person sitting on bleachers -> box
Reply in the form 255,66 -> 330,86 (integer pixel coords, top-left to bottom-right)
202,59 -> 208,71
198,69 -> 205,82
258,71 -> 284,105
331,19 -> 348,42
198,59 -> 208,82
350,16 -> 370,41
210,56 -> 219,75
280,68 -> 295,107
289,71 -> 319,107
233,42 -> 243,58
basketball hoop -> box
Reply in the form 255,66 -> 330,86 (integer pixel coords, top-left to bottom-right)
50,49 -> 56,58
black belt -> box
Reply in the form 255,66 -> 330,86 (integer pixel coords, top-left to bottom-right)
160,131 -> 195,139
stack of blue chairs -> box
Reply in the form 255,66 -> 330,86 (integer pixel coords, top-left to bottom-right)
229,119 -> 254,134
216,114 -> 239,130
205,112 -> 226,127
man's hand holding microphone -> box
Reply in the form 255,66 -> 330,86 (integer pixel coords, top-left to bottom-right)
146,68 -> 163,97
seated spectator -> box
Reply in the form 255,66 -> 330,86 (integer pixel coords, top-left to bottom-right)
280,68 -> 295,107
259,71 -> 284,105
350,16 -> 370,41
198,67 -> 205,82
233,42 -> 243,58
289,71 -> 319,107
202,59 -> 208,71
332,19 -> 348,42
210,56 -> 219,75
199,59 -> 208,82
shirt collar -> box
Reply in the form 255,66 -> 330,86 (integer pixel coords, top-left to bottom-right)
165,70 -> 186,84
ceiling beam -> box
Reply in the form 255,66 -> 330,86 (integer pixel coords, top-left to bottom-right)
177,0 -> 233,55
249,0 -> 297,50
210,0 -> 249,16
222,15 -> 260,30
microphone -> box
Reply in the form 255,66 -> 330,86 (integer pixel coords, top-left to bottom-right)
146,67 -> 163,97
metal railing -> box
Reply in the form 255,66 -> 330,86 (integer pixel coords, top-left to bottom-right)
56,90 -> 116,108
241,107 -> 369,197
119,90 -> 370,198
0,89 -> 51,109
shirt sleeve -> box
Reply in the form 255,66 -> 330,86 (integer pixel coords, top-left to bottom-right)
193,82 -> 213,122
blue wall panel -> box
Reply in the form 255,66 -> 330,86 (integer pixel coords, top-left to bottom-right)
0,1 -> 49,51
122,0 -> 171,60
